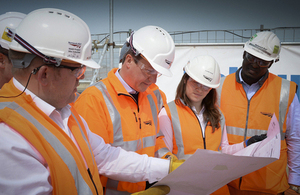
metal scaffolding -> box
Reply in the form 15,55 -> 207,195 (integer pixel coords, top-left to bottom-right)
80,26 -> 300,89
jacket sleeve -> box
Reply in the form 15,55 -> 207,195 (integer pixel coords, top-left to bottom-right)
0,123 -> 53,195
286,94 -> 300,186
84,118 -> 170,183
158,107 -> 173,152
221,125 -> 244,155
155,90 -> 173,158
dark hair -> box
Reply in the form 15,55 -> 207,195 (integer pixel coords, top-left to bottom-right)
0,46 -> 9,57
175,73 -> 221,132
121,42 -> 142,64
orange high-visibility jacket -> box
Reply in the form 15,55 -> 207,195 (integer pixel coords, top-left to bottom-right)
0,80 -> 102,195
74,68 -> 169,194
165,100 -> 230,195
218,70 -> 297,194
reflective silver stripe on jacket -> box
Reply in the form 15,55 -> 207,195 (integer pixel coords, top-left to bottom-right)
169,101 -> 225,159
226,126 -> 268,137
219,78 -> 290,140
216,77 -> 225,107
94,82 -> 158,192
152,88 -> 163,110
156,147 -> 170,158
218,111 -> 225,151
142,94 -> 157,151
94,81 -> 157,151
0,102 -> 93,195
71,112 -> 96,166
278,79 -> 290,139
94,82 -> 123,147
168,101 -> 186,159
147,94 -> 158,132
151,90 -> 170,157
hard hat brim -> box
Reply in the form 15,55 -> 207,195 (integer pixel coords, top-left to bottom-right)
244,44 -> 275,62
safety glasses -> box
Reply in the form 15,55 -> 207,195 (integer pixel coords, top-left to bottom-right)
188,77 -> 211,92
245,52 -> 272,67
54,64 -> 86,79
36,64 -> 86,79
134,55 -> 161,77
138,62 -> 160,76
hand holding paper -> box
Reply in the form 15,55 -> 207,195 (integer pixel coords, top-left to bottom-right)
154,114 -> 281,195
246,134 -> 267,146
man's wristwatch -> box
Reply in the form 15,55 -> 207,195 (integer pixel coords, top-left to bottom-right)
290,185 -> 300,194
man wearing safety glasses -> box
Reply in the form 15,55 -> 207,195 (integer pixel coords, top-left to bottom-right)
0,8 -> 182,195
74,26 -> 177,194
216,31 -> 300,194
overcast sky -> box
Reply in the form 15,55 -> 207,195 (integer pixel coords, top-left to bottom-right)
1,0 -> 300,34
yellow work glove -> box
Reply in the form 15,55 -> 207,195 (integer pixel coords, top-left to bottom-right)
162,152 -> 178,160
131,185 -> 170,195
169,155 -> 185,173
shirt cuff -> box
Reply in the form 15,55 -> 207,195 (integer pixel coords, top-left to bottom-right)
148,158 -> 169,183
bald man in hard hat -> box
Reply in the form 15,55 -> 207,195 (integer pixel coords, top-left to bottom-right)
217,31 -> 300,194
0,8 -> 182,195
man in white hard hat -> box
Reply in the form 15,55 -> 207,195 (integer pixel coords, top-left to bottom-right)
74,26 -> 177,194
0,12 -> 25,88
0,8 -> 182,195
217,31 -> 300,194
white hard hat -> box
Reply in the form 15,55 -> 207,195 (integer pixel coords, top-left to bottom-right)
8,8 -> 99,69
244,31 -> 281,62
184,55 -> 221,88
0,12 -> 26,50
129,26 -> 175,77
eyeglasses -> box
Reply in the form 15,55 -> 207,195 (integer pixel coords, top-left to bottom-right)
244,52 -> 272,67
36,64 -> 86,79
134,55 -> 161,77
138,62 -> 160,76
57,64 -> 86,79
188,77 -> 211,92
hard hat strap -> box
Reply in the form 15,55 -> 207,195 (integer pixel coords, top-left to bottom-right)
6,28 -> 61,66
128,31 -> 139,56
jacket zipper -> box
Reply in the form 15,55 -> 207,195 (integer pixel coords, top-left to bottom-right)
191,108 -> 206,149
239,88 -> 252,189
87,168 -> 98,195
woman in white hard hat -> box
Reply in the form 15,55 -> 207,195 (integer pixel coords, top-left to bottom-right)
158,55 -> 267,195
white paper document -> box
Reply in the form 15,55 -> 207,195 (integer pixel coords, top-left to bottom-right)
154,114 -> 280,195
233,114 -> 281,158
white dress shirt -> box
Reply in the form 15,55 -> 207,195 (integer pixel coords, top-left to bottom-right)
115,68 -> 137,94
0,78 -> 169,195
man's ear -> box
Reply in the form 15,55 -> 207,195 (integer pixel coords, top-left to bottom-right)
242,51 -> 246,59
0,53 -> 5,68
124,54 -> 134,69
36,66 -> 50,86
